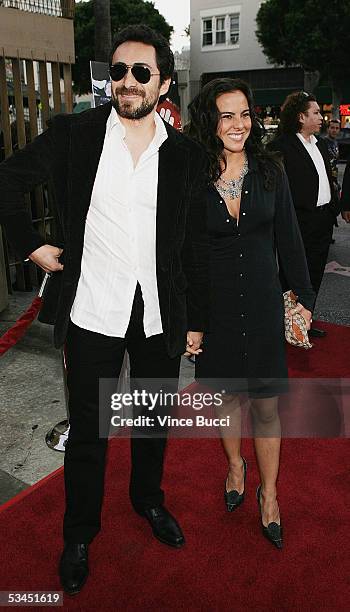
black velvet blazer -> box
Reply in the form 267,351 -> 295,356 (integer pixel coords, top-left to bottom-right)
0,102 -> 209,357
269,133 -> 339,216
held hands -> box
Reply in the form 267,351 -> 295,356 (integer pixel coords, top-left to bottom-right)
29,244 -> 63,273
183,331 -> 203,357
288,303 -> 312,330
341,211 -> 350,223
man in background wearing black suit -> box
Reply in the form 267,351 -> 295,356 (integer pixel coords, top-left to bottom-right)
270,91 -> 338,337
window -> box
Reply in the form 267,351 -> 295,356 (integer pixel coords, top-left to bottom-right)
201,7 -> 241,50
230,14 -> 240,45
215,16 -> 226,45
202,18 -> 213,47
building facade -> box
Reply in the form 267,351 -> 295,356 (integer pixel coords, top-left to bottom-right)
189,0 -> 304,113
0,0 -> 75,304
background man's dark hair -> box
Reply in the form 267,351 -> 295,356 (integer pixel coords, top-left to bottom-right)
279,91 -> 317,134
109,24 -> 174,84
329,118 -> 340,126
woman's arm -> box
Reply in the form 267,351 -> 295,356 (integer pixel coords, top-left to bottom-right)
274,167 -> 315,314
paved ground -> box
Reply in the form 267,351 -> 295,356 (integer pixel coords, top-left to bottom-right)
0,214 -> 349,506
0,292 -> 66,502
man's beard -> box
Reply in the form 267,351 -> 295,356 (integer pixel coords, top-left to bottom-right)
111,86 -> 159,120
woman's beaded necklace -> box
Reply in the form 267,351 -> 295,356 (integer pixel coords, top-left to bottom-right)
215,153 -> 248,200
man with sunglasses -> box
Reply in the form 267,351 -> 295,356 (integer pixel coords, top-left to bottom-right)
0,25 -> 208,594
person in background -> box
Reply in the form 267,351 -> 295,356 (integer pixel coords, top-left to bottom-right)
322,118 -> 341,193
322,118 -> 341,243
270,92 -> 339,338
186,78 -> 314,550
341,160 -> 350,223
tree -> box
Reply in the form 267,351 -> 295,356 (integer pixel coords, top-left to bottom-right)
94,0 -> 112,63
73,0 -> 174,94
256,0 -> 350,117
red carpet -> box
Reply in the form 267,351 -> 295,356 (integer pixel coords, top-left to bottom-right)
0,321 -> 349,610
287,320 -> 350,378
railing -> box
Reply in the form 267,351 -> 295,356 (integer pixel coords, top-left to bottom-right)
0,56 -> 74,291
0,0 -> 74,19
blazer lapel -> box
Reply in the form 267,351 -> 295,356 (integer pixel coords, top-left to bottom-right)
290,134 -> 317,175
156,125 -> 189,266
317,138 -> 332,173
69,102 -> 111,218
66,103 -> 111,270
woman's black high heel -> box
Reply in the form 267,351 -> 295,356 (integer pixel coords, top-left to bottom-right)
256,485 -> 283,549
224,458 -> 247,511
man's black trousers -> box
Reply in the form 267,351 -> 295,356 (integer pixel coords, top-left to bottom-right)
63,284 -> 181,543
280,205 -> 334,302
296,206 -> 334,297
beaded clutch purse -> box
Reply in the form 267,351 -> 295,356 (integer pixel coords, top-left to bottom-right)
283,290 -> 313,349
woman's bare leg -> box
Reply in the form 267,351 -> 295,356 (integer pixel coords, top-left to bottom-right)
217,394 -> 244,492
250,396 -> 281,525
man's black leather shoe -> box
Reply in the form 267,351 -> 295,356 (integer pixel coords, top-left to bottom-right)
142,506 -> 185,548
59,543 -> 89,595
309,327 -> 327,338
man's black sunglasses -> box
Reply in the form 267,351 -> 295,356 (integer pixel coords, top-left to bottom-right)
109,62 -> 160,84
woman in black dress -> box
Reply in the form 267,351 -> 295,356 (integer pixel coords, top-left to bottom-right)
186,79 -> 315,548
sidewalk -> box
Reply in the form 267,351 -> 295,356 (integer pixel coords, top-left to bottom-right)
0,220 -> 349,505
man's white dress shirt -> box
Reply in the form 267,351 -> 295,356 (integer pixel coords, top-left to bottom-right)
296,133 -> 331,206
70,107 -> 168,337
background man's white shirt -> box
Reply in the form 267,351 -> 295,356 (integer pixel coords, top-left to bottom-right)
296,133 -> 331,206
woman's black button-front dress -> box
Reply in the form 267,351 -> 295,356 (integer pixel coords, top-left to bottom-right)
195,164 -> 315,398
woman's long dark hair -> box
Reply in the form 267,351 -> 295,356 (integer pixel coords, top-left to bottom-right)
185,78 -> 281,190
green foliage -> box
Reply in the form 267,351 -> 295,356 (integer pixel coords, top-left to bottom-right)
73,0 -> 174,94
256,0 -> 350,90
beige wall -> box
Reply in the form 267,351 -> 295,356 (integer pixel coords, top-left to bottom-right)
0,7 -> 75,63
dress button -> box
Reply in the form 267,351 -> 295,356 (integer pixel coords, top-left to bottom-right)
244,190 -> 248,194
240,293 -> 244,297
242,332 -> 246,336
226,219 -> 230,223
240,253 -> 243,257
242,212 -> 246,216
237,233 -> 241,237
241,313 -> 245,317
220,200 -> 223,203
240,273 -> 243,277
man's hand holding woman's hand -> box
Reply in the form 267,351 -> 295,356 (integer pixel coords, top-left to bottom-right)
29,245 -> 64,273
183,331 -> 203,357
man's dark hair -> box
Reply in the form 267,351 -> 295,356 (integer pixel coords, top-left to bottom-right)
279,91 -> 317,135
329,118 -> 341,126
109,24 -> 174,84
